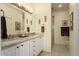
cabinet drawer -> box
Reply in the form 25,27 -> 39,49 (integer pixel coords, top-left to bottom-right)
29,39 -> 37,47
29,48 -> 37,56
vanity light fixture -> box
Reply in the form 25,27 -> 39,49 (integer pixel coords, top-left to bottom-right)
58,4 -> 62,7
11,3 -> 32,14
18,3 -> 21,7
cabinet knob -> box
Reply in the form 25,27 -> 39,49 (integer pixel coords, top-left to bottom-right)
17,46 -> 19,48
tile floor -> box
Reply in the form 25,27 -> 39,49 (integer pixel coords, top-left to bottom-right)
39,44 -> 70,56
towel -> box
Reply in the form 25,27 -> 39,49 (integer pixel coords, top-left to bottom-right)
1,16 -> 7,39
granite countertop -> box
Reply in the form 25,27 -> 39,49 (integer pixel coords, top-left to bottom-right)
1,33 -> 43,49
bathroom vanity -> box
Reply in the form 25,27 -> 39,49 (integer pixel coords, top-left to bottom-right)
1,4 -> 44,56
1,33 -> 43,56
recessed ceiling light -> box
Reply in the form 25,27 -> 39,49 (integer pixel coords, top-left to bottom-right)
58,4 -> 62,7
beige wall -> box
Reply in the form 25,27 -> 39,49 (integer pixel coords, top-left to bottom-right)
34,4 -> 52,52
69,3 -> 75,55
69,3 -> 79,56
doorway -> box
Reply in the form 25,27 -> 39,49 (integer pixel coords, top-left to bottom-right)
51,16 -> 54,49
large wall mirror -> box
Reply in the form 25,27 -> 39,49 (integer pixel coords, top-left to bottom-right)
1,4 -> 23,35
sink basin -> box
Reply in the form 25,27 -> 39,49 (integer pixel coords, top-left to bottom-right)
7,32 -> 36,39
18,35 -> 29,38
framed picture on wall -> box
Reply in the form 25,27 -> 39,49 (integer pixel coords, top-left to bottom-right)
70,12 -> 74,30
15,21 -> 21,31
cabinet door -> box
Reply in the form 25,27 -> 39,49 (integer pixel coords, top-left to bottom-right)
38,37 -> 43,53
2,41 -> 30,56
40,37 -> 43,51
35,37 -> 42,55
15,44 -> 20,56
34,37 -> 43,55
21,41 -> 29,56
29,37 -> 43,56
16,41 -> 30,56
1,46 -> 16,56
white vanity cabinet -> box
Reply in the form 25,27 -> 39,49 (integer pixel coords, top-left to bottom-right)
1,36 -> 43,56
29,37 -> 43,56
21,41 -> 29,56
1,41 -> 30,56
1,45 -> 17,56
29,38 -> 37,56
36,37 -> 43,55
15,41 -> 30,56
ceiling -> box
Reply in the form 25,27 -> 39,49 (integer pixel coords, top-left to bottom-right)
52,3 -> 69,10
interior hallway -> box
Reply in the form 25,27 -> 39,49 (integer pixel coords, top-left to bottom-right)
39,44 -> 70,56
